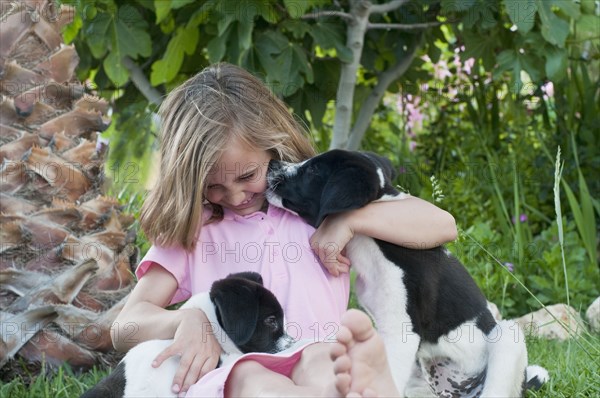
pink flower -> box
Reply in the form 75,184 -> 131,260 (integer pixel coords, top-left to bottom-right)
463,58 -> 475,75
541,81 -> 554,97
511,213 -> 528,224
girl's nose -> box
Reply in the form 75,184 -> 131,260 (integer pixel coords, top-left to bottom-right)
228,190 -> 247,206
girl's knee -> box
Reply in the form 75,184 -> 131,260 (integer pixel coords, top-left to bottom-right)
226,360 -> 267,397
230,360 -> 265,380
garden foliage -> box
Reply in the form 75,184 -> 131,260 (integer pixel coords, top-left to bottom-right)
61,0 -> 599,318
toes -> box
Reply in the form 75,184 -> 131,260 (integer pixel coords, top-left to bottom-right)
336,325 -> 353,345
335,373 -> 352,396
333,355 -> 351,374
330,341 -> 348,361
340,309 -> 375,343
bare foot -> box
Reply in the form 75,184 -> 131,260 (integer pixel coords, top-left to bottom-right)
331,309 -> 400,397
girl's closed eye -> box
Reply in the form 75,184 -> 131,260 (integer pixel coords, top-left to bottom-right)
239,170 -> 257,181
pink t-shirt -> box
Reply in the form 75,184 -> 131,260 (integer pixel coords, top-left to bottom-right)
136,204 -> 350,343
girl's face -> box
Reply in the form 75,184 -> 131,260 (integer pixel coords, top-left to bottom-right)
204,138 -> 272,216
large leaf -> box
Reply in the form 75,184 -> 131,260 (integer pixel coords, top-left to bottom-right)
461,30 -> 498,70
154,0 -> 171,24
536,0 -> 571,47
86,5 -> 152,85
113,5 -> 152,60
151,24 -> 199,85
155,0 -> 197,24
283,0 -> 329,18
255,31 -> 312,95
463,1 -> 499,29
104,51 -> 128,86
255,30 -> 289,71
441,0 -> 477,13
544,46 -> 568,82
495,48 -> 543,86
310,20 -> 352,63
206,24 -> 232,63
84,12 -> 111,58
503,0 -> 537,34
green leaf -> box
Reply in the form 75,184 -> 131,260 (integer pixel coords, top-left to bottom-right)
496,48 -> 544,86
283,0 -> 312,18
154,0 -> 171,24
171,0 -> 197,9
103,52 -> 128,86
255,32 -> 311,96
151,25 -> 199,85
461,30 -> 497,70
310,20 -> 353,63
581,0 -> 596,13
549,0 -> 581,19
63,10 -> 83,44
206,25 -> 232,63
503,0 -> 537,34
84,12 -> 111,58
441,0 -> 477,13
463,2 -> 498,29
280,19 -> 311,39
237,19 -> 254,52
255,30 -> 289,71
217,8 -> 236,35
536,0 -> 570,47
575,14 -> 600,41
188,0 -> 218,27
255,0 -> 280,24
544,46 -> 568,82
114,5 -> 152,58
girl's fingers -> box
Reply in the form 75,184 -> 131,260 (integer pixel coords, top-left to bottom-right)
339,249 -> 351,266
179,353 -> 219,395
180,355 -> 207,394
199,354 -> 219,379
172,352 -> 194,394
153,344 -> 178,368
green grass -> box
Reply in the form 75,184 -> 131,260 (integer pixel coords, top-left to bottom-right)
0,364 -> 108,398
526,335 -> 600,397
2,334 -> 598,397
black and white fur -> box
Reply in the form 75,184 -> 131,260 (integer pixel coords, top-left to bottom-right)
266,150 -> 548,397
81,272 -> 295,398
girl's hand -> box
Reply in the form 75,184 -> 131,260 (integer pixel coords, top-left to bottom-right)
152,308 -> 221,397
310,212 -> 354,276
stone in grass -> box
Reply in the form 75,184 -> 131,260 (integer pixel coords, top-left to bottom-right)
514,303 -> 585,340
585,296 -> 600,333
487,301 -> 502,321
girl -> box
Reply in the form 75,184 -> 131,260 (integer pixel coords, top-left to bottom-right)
111,63 -> 457,397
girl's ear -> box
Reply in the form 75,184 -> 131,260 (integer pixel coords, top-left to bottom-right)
210,282 -> 259,346
315,168 -> 379,227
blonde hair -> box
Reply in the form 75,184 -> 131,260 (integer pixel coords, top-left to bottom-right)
140,63 -> 316,250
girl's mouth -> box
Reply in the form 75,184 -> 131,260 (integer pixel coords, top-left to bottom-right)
233,193 -> 258,210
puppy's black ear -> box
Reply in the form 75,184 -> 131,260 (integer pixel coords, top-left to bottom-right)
226,271 -> 263,285
210,281 -> 259,346
315,168 -> 379,227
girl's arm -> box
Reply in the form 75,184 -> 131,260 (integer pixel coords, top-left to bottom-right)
310,195 -> 457,276
112,264 -> 221,396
